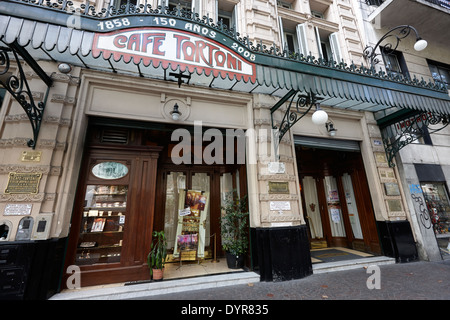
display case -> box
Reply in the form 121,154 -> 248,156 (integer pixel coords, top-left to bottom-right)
75,185 -> 128,265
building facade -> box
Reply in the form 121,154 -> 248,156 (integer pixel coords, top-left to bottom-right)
0,0 -> 449,299
358,0 -> 450,262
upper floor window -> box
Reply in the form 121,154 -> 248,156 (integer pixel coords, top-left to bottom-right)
428,60 -> 450,86
115,0 -> 137,7
382,50 -> 409,78
279,19 -> 309,57
216,0 -> 238,32
277,0 -> 293,9
159,0 -> 201,14
314,27 -> 342,63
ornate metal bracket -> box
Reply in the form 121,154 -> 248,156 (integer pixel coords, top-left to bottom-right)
363,25 -> 425,68
380,112 -> 450,167
0,41 -> 53,149
271,90 -> 322,159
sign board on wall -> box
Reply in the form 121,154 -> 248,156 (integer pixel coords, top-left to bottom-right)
92,23 -> 256,82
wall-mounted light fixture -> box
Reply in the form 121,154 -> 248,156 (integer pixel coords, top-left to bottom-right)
58,63 -> 72,74
170,103 -> 182,121
311,103 -> 328,125
363,25 -> 427,68
325,121 -> 337,136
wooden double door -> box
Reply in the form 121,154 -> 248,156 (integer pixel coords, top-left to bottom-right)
297,147 -> 381,254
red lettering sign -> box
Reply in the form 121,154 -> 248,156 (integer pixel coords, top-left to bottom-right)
92,28 -> 256,83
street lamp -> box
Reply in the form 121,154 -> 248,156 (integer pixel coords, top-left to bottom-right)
363,25 -> 427,68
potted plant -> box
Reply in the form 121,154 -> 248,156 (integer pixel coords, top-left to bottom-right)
147,230 -> 167,281
220,191 -> 249,269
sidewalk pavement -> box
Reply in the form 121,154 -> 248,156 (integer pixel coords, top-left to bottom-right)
133,259 -> 450,300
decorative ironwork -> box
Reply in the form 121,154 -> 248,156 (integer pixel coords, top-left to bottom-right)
271,90 -> 322,159
381,112 -> 450,167
0,41 -> 53,148
363,25 -> 424,67
3,0 -> 448,93
169,71 -> 191,88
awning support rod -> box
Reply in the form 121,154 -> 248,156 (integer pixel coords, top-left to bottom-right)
271,89 -> 322,160
380,112 -> 450,167
0,41 -> 53,149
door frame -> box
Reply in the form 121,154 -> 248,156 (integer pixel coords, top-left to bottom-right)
154,163 -> 246,258
298,147 -> 381,254
63,145 -> 162,287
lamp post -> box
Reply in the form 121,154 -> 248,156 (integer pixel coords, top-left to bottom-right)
363,25 -> 427,68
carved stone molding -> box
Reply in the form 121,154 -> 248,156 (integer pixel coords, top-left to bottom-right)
0,138 -> 67,150
0,193 -> 45,202
5,114 -> 72,127
50,94 -> 77,106
0,165 -> 62,176
259,194 -> 299,200
258,174 -> 296,181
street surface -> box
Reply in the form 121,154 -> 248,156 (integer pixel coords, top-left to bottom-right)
136,259 -> 450,300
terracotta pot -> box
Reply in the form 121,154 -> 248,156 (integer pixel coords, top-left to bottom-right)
152,268 -> 164,281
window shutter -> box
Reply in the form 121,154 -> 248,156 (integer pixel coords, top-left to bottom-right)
329,32 -> 343,63
279,17 -> 286,51
232,4 -> 239,33
314,26 -> 323,59
296,23 -> 309,57
192,0 -> 201,15
158,0 -> 168,7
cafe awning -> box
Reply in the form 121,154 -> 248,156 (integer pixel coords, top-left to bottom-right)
1,0 -> 449,118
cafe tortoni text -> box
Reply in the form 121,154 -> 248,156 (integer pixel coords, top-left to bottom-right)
92,25 -> 256,81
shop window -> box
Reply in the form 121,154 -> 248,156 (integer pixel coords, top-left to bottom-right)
421,182 -> 450,255
421,183 -> 450,234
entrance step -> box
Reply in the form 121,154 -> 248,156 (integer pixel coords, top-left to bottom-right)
312,256 -> 396,274
49,271 -> 260,300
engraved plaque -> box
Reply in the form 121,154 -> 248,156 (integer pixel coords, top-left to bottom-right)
5,172 -> 42,194
21,151 -> 42,162
268,162 -> 285,174
4,204 -> 32,215
375,153 -> 387,163
387,199 -> 403,212
268,181 -> 289,194
269,201 -> 291,211
384,182 -> 400,196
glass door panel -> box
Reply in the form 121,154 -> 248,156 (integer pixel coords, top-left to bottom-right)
76,184 -> 128,265
342,173 -> 363,239
302,176 -> 323,239
164,172 -> 186,250
323,176 -> 346,237
192,172 -> 211,254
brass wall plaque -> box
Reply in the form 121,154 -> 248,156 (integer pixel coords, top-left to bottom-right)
384,182 -> 400,196
387,199 -> 403,212
5,172 -> 42,194
268,181 -> 289,194
21,151 -> 42,162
